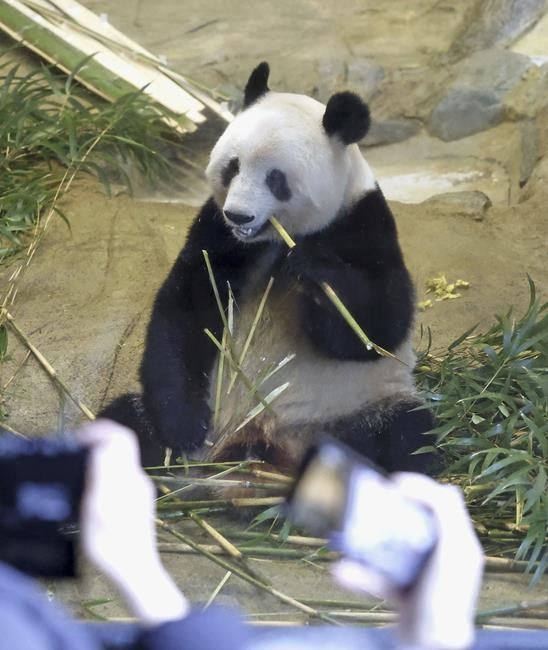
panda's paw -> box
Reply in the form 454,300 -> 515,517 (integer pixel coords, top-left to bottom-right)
157,401 -> 211,452
284,243 -> 342,285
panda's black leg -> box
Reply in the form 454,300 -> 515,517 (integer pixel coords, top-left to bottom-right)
98,393 -> 166,467
328,400 -> 437,475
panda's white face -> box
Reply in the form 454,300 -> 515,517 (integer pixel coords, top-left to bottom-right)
206,92 -> 376,243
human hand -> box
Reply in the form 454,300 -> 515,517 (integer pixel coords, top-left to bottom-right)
77,419 -> 189,625
332,473 -> 484,650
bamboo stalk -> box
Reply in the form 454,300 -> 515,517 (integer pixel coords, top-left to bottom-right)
189,512 -> 243,559
247,620 -> 301,627
157,496 -> 285,510
189,511 -> 271,585
301,598 -> 389,610
155,518 -> 341,625
155,461 -> 254,502
477,598 -> 548,621
479,617 -> 548,630
150,476 -> 287,491
270,216 -> 296,248
158,542 -> 338,561
2,349 -> 31,391
1,309 -> 95,420
226,276 -> 274,395
213,326 -> 228,429
226,531 -> 327,547
249,468 -> 293,484
145,461 -> 248,470
484,556 -> 535,572
202,571 -> 232,611
0,421 -> 28,438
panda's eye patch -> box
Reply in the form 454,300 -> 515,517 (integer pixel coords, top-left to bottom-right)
266,168 -> 291,202
221,157 -> 240,187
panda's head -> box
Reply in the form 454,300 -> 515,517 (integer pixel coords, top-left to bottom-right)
206,62 -> 376,243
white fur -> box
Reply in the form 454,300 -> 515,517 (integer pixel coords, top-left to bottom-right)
205,92 -> 376,242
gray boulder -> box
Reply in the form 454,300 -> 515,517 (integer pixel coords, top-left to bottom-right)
429,49 -> 534,140
424,191 -> 492,221
448,0 -> 545,60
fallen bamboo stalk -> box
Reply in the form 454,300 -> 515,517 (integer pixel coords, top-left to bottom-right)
247,610 -> 396,623
157,542 -> 338,560
155,518 -> 341,625
1,309 -> 95,420
157,496 -> 285,510
484,556 -> 537,572
249,468 -> 293,484
155,461 -> 255,502
189,511 -> 271,585
479,617 -> 548,630
150,475 -> 287,491
476,598 -> 548,621
226,531 -> 327,547
202,571 -> 232,611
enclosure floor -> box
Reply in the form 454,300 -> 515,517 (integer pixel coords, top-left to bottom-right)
1,0 -> 547,629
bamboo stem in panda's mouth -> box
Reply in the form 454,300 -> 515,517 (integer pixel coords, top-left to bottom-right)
268,216 -> 409,366
270,215 -> 296,248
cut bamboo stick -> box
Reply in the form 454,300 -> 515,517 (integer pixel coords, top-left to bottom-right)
1,308 -> 95,420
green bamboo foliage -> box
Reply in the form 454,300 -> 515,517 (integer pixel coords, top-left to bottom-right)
0,50 -> 176,258
416,277 -> 547,583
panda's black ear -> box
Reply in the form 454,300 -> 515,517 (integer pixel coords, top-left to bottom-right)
244,62 -> 270,108
322,92 -> 370,145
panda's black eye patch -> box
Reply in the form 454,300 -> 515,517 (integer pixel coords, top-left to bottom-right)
221,157 -> 240,187
266,168 -> 291,202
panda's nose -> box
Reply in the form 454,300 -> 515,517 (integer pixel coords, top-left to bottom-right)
224,210 -> 255,225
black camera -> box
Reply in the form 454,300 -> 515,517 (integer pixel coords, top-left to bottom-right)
0,434 -> 88,578
287,438 -> 438,593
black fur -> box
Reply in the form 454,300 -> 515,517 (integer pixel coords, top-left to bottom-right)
330,398 -> 438,474
243,62 -> 270,108
282,187 -> 414,360
323,92 -> 371,144
100,393 -> 165,466
266,168 -> 292,201
221,157 -> 240,187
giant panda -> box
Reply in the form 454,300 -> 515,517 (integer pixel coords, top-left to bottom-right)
102,62 -> 435,476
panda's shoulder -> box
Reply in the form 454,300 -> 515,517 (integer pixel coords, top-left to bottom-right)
314,187 -> 403,265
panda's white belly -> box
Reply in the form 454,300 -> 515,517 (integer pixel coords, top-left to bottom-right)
207,275 -> 416,436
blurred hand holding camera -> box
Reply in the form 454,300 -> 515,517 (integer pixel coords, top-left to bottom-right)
333,473 -> 484,650
77,420 -> 189,627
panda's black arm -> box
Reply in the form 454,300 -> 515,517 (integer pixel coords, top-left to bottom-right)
296,264 -> 414,361
286,188 -> 415,361
139,198 -> 252,451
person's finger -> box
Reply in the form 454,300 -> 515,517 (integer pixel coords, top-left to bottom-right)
77,419 -> 141,466
332,559 -> 395,600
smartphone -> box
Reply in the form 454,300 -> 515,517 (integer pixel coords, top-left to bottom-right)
0,434 -> 88,578
286,438 -> 438,592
